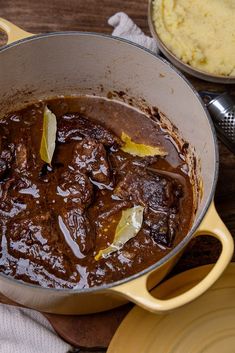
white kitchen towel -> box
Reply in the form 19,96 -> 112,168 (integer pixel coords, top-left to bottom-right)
0,304 -> 72,353
108,12 -> 159,54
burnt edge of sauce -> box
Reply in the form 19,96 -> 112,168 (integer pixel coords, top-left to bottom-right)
0,95 -> 195,289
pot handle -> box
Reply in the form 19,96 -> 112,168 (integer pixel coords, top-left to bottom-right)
111,202 -> 234,312
0,18 -> 33,44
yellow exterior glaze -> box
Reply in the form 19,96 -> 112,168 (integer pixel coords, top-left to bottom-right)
0,17 -> 33,44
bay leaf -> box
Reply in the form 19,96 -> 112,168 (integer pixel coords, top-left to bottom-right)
95,205 -> 144,260
121,132 -> 167,157
40,106 -> 57,164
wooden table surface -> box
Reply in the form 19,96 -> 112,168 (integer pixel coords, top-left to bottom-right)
0,0 -> 235,352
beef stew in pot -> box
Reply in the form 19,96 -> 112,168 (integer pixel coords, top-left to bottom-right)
0,96 -> 194,289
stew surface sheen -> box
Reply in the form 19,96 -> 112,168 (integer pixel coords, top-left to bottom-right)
0,96 -> 193,289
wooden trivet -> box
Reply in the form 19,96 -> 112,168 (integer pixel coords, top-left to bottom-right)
45,304 -> 131,349
0,292 -> 131,350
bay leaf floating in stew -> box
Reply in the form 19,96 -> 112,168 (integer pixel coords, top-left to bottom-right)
40,106 -> 57,164
121,131 -> 167,157
0,96 -> 194,289
95,205 -> 144,260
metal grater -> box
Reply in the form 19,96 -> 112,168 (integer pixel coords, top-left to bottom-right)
200,91 -> 235,154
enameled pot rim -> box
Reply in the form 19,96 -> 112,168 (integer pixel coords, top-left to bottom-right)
0,31 -> 219,293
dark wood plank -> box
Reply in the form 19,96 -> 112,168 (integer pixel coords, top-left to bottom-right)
0,0 -> 149,34
44,304 -> 132,350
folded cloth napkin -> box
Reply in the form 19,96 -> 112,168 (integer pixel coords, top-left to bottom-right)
108,12 -> 159,54
0,304 -> 72,353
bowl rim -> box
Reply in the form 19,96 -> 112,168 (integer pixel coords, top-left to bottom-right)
148,0 -> 235,84
0,31 -> 219,294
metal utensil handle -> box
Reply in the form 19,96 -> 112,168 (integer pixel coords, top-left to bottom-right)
199,91 -> 235,154
199,91 -> 220,106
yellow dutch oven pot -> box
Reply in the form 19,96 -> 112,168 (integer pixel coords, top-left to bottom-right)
0,18 -> 233,314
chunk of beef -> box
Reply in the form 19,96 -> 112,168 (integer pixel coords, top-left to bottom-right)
0,176 -> 27,218
0,146 -> 14,180
13,130 -> 45,176
57,114 -> 121,147
0,159 -> 7,179
15,143 -> 27,173
57,169 -> 93,207
144,210 -> 179,248
1,175 -> 37,203
7,213 -> 77,279
0,175 -> 42,219
72,139 -> 111,185
58,207 -> 94,258
0,176 -> 14,202
110,150 -> 159,177
114,168 -> 181,210
114,168 -> 183,248
48,168 -> 95,257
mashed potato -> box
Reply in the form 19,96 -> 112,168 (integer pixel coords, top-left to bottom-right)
152,0 -> 235,76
